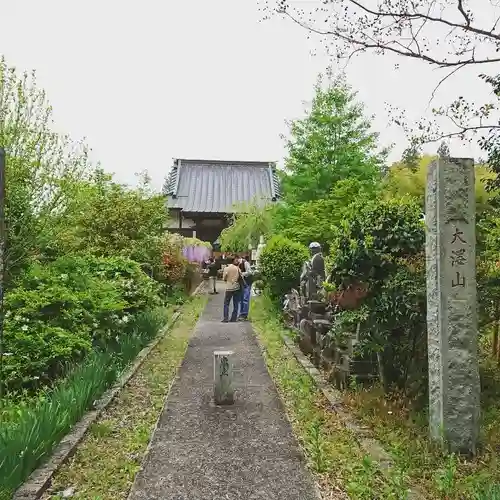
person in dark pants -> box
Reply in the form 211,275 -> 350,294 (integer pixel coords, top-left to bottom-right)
222,255 -> 243,323
238,255 -> 252,321
207,257 -> 219,294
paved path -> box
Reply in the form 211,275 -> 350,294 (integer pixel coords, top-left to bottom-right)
128,289 -> 319,500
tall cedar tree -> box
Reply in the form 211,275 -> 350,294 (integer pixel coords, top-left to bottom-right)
281,75 -> 385,205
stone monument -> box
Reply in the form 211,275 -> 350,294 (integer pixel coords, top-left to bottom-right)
425,157 -> 480,454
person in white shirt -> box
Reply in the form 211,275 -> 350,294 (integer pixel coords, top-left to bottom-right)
222,256 -> 243,322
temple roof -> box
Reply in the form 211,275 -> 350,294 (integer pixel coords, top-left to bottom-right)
164,159 -> 281,213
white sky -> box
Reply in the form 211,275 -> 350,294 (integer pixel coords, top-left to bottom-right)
0,0 -> 490,189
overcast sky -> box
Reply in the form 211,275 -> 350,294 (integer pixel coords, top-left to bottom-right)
0,0 -> 491,189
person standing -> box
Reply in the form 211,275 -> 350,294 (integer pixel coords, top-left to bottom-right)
238,255 -> 252,321
207,257 -> 219,294
222,255 -> 243,323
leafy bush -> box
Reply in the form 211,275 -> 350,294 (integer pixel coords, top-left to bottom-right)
162,250 -> 188,285
329,196 -> 427,394
160,236 -> 189,287
2,255 -> 161,392
330,196 -> 425,286
44,170 -> 167,263
52,254 -> 162,315
0,308 -> 168,499
259,236 -> 309,301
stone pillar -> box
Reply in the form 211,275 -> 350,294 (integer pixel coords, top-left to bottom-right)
425,157 -> 480,454
214,350 -> 234,405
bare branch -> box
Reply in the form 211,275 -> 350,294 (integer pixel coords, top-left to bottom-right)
428,63 -> 467,107
268,0 -> 500,147
457,0 -> 471,27
424,124 -> 500,143
346,0 -> 498,40
283,10 -> 500,68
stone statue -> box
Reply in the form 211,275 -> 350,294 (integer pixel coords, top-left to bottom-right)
300,242 -> 326,301
255,235 -> 266,269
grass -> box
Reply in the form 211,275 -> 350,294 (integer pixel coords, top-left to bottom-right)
344,368 -> 500,499
250,295 -> 413,500
251,295 -> 500,500
0,305 -> 181,500
42,294 -> 206,500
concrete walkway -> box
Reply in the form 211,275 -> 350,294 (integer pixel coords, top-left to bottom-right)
128,289 -> 319,500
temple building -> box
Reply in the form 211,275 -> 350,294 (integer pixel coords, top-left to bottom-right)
163,158 -> 281,246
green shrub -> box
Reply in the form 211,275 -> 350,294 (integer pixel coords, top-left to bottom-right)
47,254 -> 162,315
329,196 -> 426,393
330,196 -> 425,286
259,235 -> 309,301
2,255 -> 162,392
0,308 -> 168,499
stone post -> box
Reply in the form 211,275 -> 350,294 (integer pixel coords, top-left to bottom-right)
214,350 -> 234,405
425,157 -> 480,454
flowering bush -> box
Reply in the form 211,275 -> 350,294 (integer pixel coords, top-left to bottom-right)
2,255 -> 161,392
53,255 -> 162,315
160,236 -> 189,286
162,251 -> 188,284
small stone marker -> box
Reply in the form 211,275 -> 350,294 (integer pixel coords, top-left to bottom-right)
214,350 -> 234,405
425,157 -> 480,455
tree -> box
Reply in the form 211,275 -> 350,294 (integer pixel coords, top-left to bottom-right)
385,154 -> 494,213
281,73 -> 387,204
46,169 -> 166,264
219,200 -> 275,252
480,75 -> 500,192
0,57 -> 92,284
265,1 -> 499,149
274,177 -> 379,251
384,155 -> 434,206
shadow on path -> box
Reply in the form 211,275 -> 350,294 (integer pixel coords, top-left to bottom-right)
128,288 -> 319,500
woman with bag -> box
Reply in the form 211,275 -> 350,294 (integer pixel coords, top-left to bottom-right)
222,255 -> 245,322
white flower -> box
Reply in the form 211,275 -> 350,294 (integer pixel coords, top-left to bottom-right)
122,315 -> 130,324
21,325 -> 29,332
3,352 -> 13,357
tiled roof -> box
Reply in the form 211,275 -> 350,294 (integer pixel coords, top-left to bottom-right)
163,159 -> 281,213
